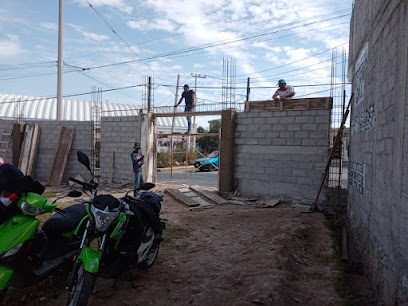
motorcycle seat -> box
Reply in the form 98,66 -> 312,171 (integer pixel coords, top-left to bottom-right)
42,204 -> 87,238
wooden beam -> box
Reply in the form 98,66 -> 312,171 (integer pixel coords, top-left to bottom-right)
189,185 -> 228,204
18,125 -> 34,174
12,123 -> 25,167
153,110 -> 222,118
157,132 -> 219,138
166,188 -> 200,207
26,124 -> 41,176
219,109 -> 236,197
47,127 -> 75,186
245,97 -> 333,112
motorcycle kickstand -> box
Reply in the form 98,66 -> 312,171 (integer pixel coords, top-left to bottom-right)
128,269 -> 137,289
48,276 -> 58,299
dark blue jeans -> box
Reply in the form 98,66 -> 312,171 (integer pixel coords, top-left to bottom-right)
185,106 -> 195,132
134,171 -> 144,196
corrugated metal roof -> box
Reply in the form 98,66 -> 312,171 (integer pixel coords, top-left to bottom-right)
0,94 -> 187,128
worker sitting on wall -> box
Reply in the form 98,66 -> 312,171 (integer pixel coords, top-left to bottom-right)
272,79 -> 296,100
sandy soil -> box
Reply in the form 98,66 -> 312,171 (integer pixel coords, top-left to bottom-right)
4,184 -> 343,306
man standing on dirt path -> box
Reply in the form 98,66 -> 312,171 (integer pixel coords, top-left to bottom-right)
272,79 -> 296,100
176,84 -> 196,134
131,142 -> 144,196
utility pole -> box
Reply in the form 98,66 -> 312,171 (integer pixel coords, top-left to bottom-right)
147,76 -> 152,112
246,77 -> 250,102
191,73 -> 206,133
57,0 -> 63,121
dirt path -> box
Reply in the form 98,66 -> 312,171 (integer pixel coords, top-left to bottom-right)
5,187 -> 343,306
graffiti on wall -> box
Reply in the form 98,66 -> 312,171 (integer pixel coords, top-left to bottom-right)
351,104 -> 375,135
349,161 -> 365,195
354,43 -> 368,106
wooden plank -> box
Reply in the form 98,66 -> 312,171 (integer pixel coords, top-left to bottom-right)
47,127 -> 75,186
157,132 -> 219,138
26,124 -> 41,176
18,125 -> 34,175
153,110 -> 222,118
219,109 -> 236,197
166,188 -> 200,207
191,196 -> 213,208
245,98 -> 333,112
12,123 -> 25,167
190,186 -> 228,204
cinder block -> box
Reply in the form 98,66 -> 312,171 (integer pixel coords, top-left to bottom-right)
302,123 -> 318,131
280,117 -> 295,124
287,124 -> 302,131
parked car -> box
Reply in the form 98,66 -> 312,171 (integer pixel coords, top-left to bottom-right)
194,151 -> 219,171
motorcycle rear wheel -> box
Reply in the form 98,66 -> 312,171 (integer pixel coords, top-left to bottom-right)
67,265 -> 96,306
139,243 -> 159,269
138,227 -> 160,270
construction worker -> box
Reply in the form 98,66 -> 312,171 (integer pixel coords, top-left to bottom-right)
176,84 -> 196,134
131,143 -> 144,196
273,79 -> 296,100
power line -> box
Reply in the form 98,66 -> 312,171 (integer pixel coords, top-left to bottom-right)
80,13 -> 351,71
84,0 -> 176,95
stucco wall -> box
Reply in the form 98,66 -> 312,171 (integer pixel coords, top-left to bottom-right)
348,0 -> 408,303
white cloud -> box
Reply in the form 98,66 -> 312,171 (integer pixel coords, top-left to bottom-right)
68,24 -> 110,42
72,0 -> 133,14
82,31 -> 110,41
40,22 -> 58,31
127,19 -> 177,32
0,35 -> 23,59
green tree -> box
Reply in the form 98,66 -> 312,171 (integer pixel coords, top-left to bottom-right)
196,120 -> 220,154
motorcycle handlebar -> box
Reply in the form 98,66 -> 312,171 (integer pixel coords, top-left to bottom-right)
68,177 -> 85,186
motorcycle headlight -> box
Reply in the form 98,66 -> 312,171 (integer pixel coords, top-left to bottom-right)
2,242 -> 24,258
20,201 -> 44,216
90,205 -> 119,232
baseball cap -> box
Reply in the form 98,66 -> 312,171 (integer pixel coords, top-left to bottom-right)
183,84 -> 189,88
133,142 -> 141,148
277,79 -> 286,85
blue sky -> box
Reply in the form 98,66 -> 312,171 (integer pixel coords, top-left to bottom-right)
0,0 -> 352,128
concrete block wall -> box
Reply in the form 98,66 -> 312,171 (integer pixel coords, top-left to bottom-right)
234,109 -> 330,200
348,0 -> 408,303
0,119 -> 13,161
99,115 -> 142,184
0,119 -> 93,183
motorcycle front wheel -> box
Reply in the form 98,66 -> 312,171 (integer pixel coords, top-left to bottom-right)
67,265 -> 96,306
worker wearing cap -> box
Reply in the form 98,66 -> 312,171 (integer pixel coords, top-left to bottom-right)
176,84 -> 196,134
272,79 -> 295,100
131,143 -> 144,196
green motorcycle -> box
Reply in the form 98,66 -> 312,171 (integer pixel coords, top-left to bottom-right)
0,187 -> 85,302
66,151 -> 165,306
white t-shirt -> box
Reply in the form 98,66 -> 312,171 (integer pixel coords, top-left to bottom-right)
273,85 -> 295,99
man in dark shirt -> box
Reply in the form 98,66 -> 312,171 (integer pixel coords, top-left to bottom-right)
130,143 -> 144,196
176,84 -> 196,134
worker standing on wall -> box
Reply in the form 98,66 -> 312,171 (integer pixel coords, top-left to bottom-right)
176,84 -> 196,134
273,79 -> 296,100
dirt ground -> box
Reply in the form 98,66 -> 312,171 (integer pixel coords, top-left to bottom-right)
4,184 -> 344,306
